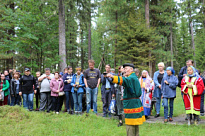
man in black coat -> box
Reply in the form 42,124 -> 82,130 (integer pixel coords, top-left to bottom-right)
19,68 -> 37,111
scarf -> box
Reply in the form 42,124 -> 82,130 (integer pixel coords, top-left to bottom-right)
139,70 -> 153,89
187,66 -> 200,79
166,66 -> 175,75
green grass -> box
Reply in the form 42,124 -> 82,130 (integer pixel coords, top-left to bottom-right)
0,87 -> 205,136
151,88 -> 187,117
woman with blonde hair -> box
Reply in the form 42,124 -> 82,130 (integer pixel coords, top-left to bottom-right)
153,62 -> 167,118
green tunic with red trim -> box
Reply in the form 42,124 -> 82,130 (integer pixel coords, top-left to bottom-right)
113,72 -> 145,125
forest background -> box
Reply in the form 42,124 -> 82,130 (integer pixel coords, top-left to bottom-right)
1,0 -> 205,77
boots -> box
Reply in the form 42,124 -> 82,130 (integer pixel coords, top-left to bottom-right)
187,114 -> 191,126
194,114 -> 199,125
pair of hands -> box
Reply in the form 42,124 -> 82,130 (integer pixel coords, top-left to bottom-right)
73,84 -> 81,87
43,75 -> 51,80
19,90 -> 37,96
187,84 -> 193,88
106,73 -> 113,78
67,79 -> 71,83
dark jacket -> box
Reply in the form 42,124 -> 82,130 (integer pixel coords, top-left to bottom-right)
19,74 -> 37,94
101,74 -> 115,99
10,79 -> 20,97
63,73 -> 73,91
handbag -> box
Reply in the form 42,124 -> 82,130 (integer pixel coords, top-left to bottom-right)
0,91 -> 4,101
58,80 -> 65,96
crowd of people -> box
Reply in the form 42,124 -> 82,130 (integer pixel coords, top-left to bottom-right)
0,59 -> 205,136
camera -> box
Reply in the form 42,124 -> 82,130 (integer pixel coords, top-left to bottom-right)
103,72 -> 107,76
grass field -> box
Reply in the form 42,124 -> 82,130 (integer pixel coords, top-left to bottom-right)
0,88 -> 205,136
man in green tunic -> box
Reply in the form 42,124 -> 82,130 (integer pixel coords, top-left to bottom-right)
107,63 -> 145,136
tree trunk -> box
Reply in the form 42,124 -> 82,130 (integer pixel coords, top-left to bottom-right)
203,0 -> 205,27
88,0 -> 91,60
145,0 -> 152,76
190,21 -> 196,67
81,29 -> 84,70
59,0 -> 67,72
145,0 -> 150,28
170,22 -> 173,67
114,11 -> 118,69
188,1 -> 196,67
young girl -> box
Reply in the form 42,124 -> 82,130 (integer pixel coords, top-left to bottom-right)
10,72 -> 20,106
139,70 -> 154,119
181,66 -> 204,125
161,67 -> 178,123
0,74 -> 10,106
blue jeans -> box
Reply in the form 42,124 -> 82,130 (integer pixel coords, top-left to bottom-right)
11,95 -> 20,106
22,93 -> 34,110
156,97 -> 161,114
163,98 -> 174,119
65,91 -> 74,111
86,87 -> 98,113
72,92 -> 83,112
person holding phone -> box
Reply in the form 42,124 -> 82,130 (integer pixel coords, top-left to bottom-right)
101,64 -> 115,117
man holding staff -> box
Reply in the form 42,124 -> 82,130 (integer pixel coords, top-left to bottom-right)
107,63 -> 145,136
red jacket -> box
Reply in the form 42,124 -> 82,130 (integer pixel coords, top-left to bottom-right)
181,76 -> 204,111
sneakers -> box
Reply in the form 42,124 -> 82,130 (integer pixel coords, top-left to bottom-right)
154,114 -> 160,118
169,118 -> 173,122
164,119 -> 168,123
200,113 -> 204,116
194,120 -> 198,125
118,122 -> 123,127
188,119 -> 191,126
145,115 -> 150,120
56,112 -> 59,115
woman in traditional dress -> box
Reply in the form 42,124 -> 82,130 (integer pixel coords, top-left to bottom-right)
181,66 -> 204,125
139,70 -> 154,119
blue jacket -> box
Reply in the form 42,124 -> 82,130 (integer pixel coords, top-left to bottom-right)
101,74 -> 115,99
71,74 -> 85,93
63,73 -> 73,91
161,75 -> 178,98
153,70 -> 167,98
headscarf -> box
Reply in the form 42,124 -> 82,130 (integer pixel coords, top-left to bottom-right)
166,67 -> 175,75
187,66 -> 200,79
139,70 -> 154,90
